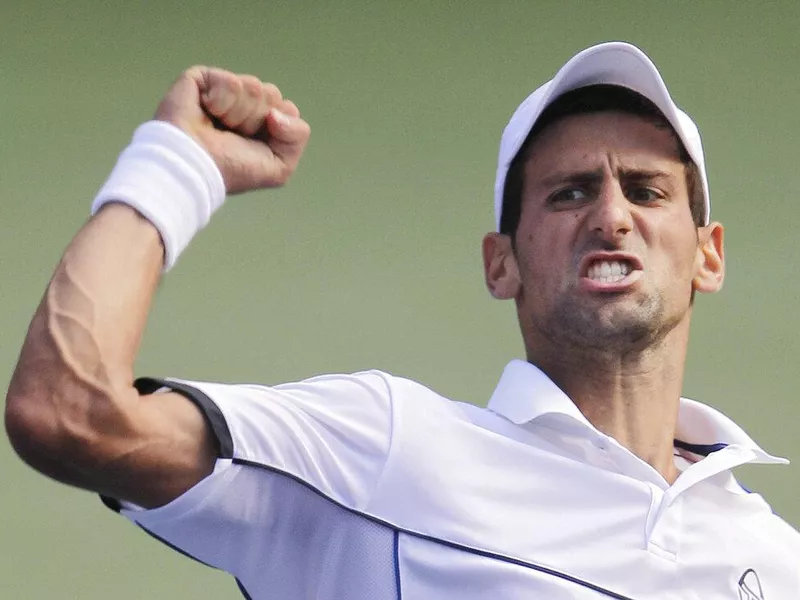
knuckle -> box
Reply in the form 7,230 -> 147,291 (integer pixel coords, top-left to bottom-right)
262,82 -> 283,104
280,99 -> 300,117
239,75 -> 263,99
204,74 -> 241,115
207,69 -> 240,95
224,73 -> 243,94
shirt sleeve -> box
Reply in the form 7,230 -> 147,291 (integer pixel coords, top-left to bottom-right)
104,370 -> 395,579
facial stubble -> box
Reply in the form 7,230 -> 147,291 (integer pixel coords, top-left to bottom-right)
538,283 -> 667,354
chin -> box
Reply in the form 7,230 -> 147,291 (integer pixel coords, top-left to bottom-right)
544,298 -> 664,351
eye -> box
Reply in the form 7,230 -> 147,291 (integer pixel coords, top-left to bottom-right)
626,187 -> 663,204
549,187 -> 589,205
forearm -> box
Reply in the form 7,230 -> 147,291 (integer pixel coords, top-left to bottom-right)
5,66 -> 310,504
49,203 -> 163,382
6,203 -> 163,484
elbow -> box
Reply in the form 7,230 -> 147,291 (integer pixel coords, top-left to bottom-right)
5,381 -> 69,478
6,399 -> 43,463
5,369 -> 106,484
6,363 -> 46,456
6,308 -> 136,486
6,289 -> 139,487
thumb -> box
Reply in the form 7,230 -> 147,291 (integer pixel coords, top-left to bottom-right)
154,66 -> 208,130
265,108 -> 311,165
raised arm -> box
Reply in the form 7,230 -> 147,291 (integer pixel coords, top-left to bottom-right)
4,67 -> 311,508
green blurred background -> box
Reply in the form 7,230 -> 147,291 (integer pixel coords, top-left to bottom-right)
2,1 -> 798,597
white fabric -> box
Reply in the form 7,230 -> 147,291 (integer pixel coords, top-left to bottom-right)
117,364 -> 800,599
494,41 -> 711,230
91,121 -> 226,271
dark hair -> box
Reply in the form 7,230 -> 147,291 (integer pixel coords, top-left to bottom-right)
499,84 -> 705,237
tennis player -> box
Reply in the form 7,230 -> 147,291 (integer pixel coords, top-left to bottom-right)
6,42 -> 799,599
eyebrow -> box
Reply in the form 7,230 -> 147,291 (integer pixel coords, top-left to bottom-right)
537,168 -> 675,189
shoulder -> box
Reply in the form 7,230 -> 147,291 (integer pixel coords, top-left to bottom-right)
757,509 -> 800,550
735,487 -> 800,555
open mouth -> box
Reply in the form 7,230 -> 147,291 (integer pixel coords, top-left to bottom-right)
586,259 -> 632,284
579,253 -> 643,291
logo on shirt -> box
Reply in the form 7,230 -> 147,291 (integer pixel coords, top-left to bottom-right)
738,569 -> 764,600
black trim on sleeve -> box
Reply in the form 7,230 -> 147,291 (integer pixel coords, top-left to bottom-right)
99,378 -> 235,512
100,494 -> 123,513
135,377 -> 235,459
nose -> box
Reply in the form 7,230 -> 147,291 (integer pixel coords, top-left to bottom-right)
586,179 -> 633,242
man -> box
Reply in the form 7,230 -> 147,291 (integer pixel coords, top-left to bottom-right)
5,41 -> 799,598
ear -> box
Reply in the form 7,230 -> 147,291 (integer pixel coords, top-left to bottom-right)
692,222 -> 725,294
482,232 -> 521,299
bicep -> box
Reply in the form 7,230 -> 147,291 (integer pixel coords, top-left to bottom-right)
94,388 -> 218,509
6,379 -> 217,509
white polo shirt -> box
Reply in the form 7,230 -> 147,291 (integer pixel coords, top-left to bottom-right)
106,360 -> 800,599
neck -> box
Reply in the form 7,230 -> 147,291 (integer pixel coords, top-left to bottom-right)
527,322 -> 691,484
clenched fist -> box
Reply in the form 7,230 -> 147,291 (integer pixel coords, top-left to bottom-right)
154,66 -> 311,195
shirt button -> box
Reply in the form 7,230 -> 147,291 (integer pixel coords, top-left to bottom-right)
593,437 -> 608,451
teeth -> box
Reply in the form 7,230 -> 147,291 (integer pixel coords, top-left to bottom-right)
587,260 -> 632,283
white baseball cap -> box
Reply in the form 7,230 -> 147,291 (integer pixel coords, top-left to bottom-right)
493,41 -> 711,231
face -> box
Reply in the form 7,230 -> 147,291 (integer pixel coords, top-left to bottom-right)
483,111 -> 724,354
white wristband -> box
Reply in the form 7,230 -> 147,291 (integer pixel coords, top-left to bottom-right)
91,120 -> 226,271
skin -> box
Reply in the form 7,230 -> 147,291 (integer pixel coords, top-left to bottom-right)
483,112 -> 725,484
4,67 -> 311,508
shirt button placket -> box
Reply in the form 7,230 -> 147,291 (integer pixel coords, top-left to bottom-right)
646,492 -> 684,562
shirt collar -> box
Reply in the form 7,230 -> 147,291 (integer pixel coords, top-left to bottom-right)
487,359 -> 787,466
